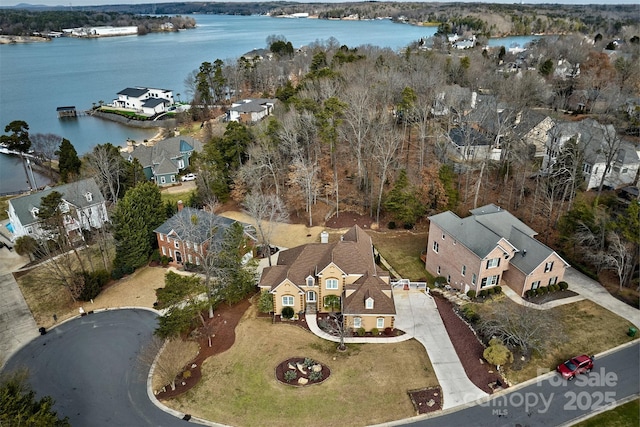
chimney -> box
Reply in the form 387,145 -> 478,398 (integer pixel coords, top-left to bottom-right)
177,200 -> 184,212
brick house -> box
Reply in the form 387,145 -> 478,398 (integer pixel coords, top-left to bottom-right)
258,225 -> 396,332
154,202 -> 253,268
425,204 -> 569,297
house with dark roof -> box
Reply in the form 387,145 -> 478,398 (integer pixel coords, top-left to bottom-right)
124,136 -> 202,186
113,87 -> 174,116
258,225 -> 396,332
448,126 -> 499,161
226,98 -> 276,123
154,202 -> 254,268
7,178 -> 108,241
425,204 -> 569,297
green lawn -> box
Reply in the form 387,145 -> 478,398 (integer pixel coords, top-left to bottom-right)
369,229 -> 433,282
574,398 -> 639,427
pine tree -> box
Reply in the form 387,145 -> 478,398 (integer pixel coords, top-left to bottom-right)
55,138 -> 81,183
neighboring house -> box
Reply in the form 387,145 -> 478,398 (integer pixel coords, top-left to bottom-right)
113,87 -> 174,116
226,98 -> 276,123
425,204 -> 569,297
448,126 -> 500,161
7,178 -> 108,241
154,201 -> 254,268
259,225 -> 396,332
124,136 -> 202,186
62,26 -> 138,37
512,111 -> 555,158
543,119 -> 639,190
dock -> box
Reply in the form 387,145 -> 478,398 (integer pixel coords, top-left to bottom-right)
57,106 -> 77,118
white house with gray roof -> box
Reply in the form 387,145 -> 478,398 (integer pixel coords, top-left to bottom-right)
226,98 -> 276,123
7,178 -> 108,242
113,87 -> 174,116
425,204 -> 569,297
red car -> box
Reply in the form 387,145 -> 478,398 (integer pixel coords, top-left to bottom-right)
557,354 -> 594,380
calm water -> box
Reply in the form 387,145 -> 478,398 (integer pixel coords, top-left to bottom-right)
0,14 -> 536,194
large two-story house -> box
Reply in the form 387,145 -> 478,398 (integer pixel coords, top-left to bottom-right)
543,119 -> 639,190
259,225 -> 396,332
7,178 -> 108,241
425,204 -> 569,297
113,87 -> 174,116
154,202 -> 254,268
124,136 -> 202,186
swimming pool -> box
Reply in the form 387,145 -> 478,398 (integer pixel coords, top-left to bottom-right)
6,223 -> 14,234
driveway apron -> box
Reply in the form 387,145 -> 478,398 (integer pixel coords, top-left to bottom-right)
394,290 -> 488,409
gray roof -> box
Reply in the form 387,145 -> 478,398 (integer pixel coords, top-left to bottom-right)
9,178 -> 104,227
154,207 -> 251,245
125,136 -> 202,169
449,127 -> 491,147
230,98 -> 276,113
430,204 -> 565,274
142,98 -> 168,108
117,87 -> 148,98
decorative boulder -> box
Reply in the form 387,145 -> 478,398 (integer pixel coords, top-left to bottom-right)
298,377 -> 309,385
312,364 -> 322,373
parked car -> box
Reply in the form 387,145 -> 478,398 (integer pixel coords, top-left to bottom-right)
557,354 -> 594,380
181,173 -> 197,182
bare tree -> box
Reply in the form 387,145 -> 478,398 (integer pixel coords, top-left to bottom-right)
371,117 -> 402,224
84,144 -> 125,206
29,133 -> 61,180
140,337 -> 198,392
318,312 -> 349,351
242,192 -> 289,266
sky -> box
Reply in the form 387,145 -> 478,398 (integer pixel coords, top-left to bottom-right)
2,0 -> 639,8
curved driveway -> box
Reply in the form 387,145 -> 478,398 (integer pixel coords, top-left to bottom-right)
3,309 -> 189,427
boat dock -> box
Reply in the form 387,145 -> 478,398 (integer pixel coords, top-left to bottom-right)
56,106 -> 77,118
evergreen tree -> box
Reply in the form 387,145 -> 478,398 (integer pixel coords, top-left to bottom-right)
1,120 -> 31,153
112,182 -> 165,271
155,271 -> 207,339
214,222 -> 257,305
55,138 -> 81,183
384,169 -> 425,228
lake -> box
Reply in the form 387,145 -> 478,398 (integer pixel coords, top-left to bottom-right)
0,14 -> 538,194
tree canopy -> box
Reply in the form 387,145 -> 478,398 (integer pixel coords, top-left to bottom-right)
55,138 -> 81,183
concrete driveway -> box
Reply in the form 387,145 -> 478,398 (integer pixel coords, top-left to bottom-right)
394,290 -> 488,409
0,246 -> 38,367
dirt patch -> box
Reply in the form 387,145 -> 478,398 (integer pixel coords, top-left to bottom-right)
156,298 -> 251,400
325,211 -> 374,229
433,294 -> 507,394
524,289 -> 579,305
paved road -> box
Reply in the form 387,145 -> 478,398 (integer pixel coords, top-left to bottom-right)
378,341 -> 640,427
2,309 -> 191,427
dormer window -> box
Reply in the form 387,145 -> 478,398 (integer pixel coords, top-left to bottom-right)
60,203 -> 69,213
31,207 -> 39,218
306,276 -> 314,287
85,192 -> 93,202
365,297 -> 374,309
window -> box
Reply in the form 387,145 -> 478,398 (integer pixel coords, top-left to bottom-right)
188,254 -> 193,263
531,280 -> 540,290
160,176 -> 166,184
85,192 -> 92,202
441,234 -> 445,240
472,273 -> 477,285
433,241 -> 439,253
306,277 -> 314,287
171,175 -> 176,183
544,261 -> 554,273
583,164 -> 592,173
461,265 -> 466,276
446,274 -> 451,283
486,258 -> 500,269
437,266 -> 441,275
60,203 -> 69,213
353,317 -> 362,328
282,296 -> 294,306
159,234 -> 164,241
161,247 -> 166,256
377,318 -> 384,329
480,275 -> 500,288
326,278 -> 339,290
31,207 -> 39,218
174,241 -> 180,249
196,257 -> 200,266
365,298 -> 374,309
548,276 -> 558,286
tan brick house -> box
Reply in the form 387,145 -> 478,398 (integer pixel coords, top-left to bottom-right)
425,204 -> 569,297
258,225 -> 396,332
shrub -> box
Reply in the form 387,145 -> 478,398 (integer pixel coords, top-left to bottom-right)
111,267 -> 125,280
558,281 -> 569,290
384,327 -> 394,336
478,289 -> 488,298
487,287 -> 495,295
460,305 -> 479,323
403,223 -> 414,230
160,255 -> 170,267
549,284 -> 559,292
388,221 -> 396,229
284,369 -> 297,382
281,306 -> 295,319
525,289 -> 535,298
308,370 -> 323,381
467,290 -> 477,299
371,328 -> 379,336
257,291 -> 274,314
183,370 -> 191,379
434,276 -> 447,287
357,327 -> 366,336
493,286 -> 502,294
150,250 -> 161,263
79,269 -> 110,301
303,358 -> 315,368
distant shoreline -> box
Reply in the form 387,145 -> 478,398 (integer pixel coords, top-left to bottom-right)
0,35 -> 51,44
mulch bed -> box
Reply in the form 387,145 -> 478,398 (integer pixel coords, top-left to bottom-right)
155,299 -> 250,400
325,211 -> 374,229
432,294 -> 507,394
274,357 -> 331,386
524,290 -> 579,305
408,387 -> 442,414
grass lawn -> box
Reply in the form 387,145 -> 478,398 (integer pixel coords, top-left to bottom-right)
473,297 -> 637,384
573,398 -> 639,427
0,195 -> 13,221
369,229 -> 432,282
161,188 -> 195,207
166,304 -> 437,427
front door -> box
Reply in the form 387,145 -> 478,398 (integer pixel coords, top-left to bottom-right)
175,251 -> 182,264
306,291 -> 316,302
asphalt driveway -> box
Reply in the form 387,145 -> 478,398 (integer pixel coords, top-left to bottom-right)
2,309 -> 190,427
